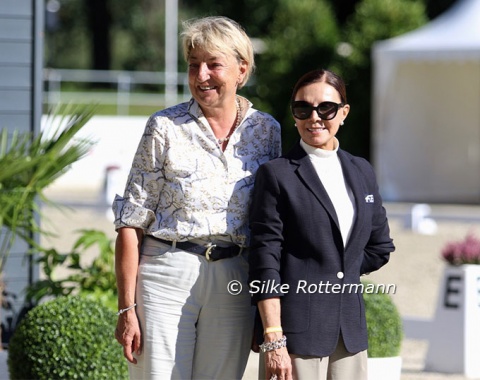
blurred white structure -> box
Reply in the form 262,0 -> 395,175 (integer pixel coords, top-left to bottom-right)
372,0 -> 480,203
43,116 -> 146,202
404,265 -> 480,378
409,203 -> 438,235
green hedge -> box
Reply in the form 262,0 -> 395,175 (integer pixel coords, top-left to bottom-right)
364,282 -> 403,358
7,296 -> 128,379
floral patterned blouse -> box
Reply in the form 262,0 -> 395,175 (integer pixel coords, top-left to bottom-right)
112,96 -> 281,247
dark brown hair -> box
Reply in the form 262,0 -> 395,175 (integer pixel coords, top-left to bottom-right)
290,68 -> 348,105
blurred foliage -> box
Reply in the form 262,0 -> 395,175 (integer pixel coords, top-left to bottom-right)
330,0 -> 428,158
0,104 -> 95,273
245,0 -> 340,152
363,281 -> 403,357
340,0 -> 428,68
45,0 -> 457,158
110,1 -> 166,71
45,0 -> 89,68
26,229 -> 118,311
46,0 -> 190,71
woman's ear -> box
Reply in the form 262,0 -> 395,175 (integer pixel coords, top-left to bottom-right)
341,103 -> 350,123
237,60 -> 248,85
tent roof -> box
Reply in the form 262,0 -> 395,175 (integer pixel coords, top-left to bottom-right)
373,0 -> 480,60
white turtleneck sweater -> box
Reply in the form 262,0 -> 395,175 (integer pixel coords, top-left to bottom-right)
300,138 -> 356,247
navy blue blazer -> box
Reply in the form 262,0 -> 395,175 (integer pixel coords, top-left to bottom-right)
248,141 -> 395,357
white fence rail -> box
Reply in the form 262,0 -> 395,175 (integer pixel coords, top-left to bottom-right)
43,68 -> 191,115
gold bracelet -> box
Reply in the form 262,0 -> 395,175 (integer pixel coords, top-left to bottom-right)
264,326 -> 283,335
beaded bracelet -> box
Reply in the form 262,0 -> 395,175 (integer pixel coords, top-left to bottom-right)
259,335 -> 287,353
116,303 -> 137,316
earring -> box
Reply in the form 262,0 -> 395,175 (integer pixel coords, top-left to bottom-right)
341,121 -> 344,126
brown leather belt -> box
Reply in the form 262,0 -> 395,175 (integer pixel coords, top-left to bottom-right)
152,237 -> 242,262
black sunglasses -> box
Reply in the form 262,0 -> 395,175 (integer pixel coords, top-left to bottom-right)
291,101 -> 345,121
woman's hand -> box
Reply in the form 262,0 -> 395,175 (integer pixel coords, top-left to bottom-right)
256,298 -> 292,379
265,346 -> 292,380
115,309 -> 142,364
114,227 -> 143,363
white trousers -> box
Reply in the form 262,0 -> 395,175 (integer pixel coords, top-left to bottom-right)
129,237 -> 254,380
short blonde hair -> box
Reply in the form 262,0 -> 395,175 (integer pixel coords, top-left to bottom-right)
181,16 -> 255,88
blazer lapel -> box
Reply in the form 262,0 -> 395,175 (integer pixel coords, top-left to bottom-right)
288,142 -> 340,230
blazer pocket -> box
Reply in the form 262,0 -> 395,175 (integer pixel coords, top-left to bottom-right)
281,294 -> 311,333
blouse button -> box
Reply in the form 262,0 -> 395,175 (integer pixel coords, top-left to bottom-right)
337,271 -> 344,279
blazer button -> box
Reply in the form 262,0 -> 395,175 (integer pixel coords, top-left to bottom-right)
337,271 -> 344,279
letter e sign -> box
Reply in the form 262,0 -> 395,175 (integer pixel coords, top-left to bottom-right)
444,275 -> 461,309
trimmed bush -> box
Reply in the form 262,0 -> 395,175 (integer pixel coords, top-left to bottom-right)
7,296 -> 128,379
363,282 -> 403,358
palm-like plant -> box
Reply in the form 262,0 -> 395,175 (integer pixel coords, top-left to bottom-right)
0,104 -> 96,274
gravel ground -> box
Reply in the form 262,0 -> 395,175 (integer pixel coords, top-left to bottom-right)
37,190 -> 480,380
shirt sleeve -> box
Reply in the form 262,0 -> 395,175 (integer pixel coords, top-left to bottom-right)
112,115 -> 166,231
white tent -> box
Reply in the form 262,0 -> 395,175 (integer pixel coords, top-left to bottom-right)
372,0 -> 480,203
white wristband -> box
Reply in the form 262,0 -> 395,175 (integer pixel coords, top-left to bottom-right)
117,303 -> 137,316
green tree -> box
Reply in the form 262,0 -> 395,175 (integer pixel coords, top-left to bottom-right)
331,0 -> 427,158
43,0 -> 454,157
111,0 -> 166,71
45,0 -> 192,72
180,0 -> 279,37
45,0 -> 89,68
246,0 -> 340,152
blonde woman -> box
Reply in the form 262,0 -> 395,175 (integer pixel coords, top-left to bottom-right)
113,16 -> 281,380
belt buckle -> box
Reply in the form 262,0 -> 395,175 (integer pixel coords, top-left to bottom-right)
205,244 -> 217,261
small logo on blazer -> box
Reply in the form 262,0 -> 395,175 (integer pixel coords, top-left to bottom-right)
365,194 -> 374,203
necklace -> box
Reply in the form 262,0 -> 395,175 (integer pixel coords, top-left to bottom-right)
217,98 -> 242,145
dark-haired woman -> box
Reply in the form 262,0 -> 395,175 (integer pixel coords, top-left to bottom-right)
249,68 -> 395,380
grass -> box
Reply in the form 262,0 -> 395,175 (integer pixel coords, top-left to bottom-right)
44,82 -> 191,116
43,103 -> 162,116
